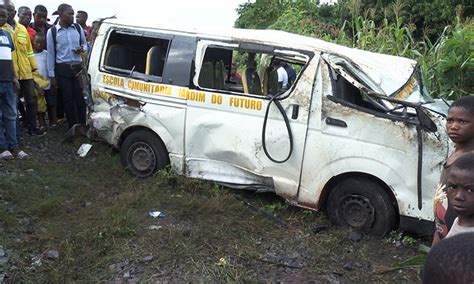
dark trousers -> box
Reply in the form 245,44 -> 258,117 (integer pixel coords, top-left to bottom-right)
17,97 -> 25,124
45,89 -> 58,126
56,87 -> 64,120
55,63 -> 86,128
19,79 -> 38,131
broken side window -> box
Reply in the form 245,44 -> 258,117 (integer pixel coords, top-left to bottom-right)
194,41 -> 306,97
328,64 -> 424,122
329,68 -> 384,112
102,30 -> 171,82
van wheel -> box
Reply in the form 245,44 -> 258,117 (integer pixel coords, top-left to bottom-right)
120,130 -> 169,178
326,178 -> 396,237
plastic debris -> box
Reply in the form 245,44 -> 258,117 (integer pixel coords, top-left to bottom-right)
31,256 -> 42,267
147,225 -> 162,231
77,143 -> 92,157
143,255 -> 154,262
148,211 -> 167,218
216,257 -> 228,266
46,249 -> 59,259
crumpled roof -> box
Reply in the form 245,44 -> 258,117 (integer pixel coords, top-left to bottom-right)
103,19 -> 417,96
226,29 -> 417,96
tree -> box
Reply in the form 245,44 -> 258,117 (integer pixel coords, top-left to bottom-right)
235,0 -> 288,29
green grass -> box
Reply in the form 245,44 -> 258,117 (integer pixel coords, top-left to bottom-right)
0,129 -> 427,282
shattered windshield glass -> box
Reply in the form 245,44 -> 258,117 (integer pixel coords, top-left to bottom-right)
391,68 -> 450,115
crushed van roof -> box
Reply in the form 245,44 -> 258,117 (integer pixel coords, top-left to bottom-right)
102,18 -> 417,96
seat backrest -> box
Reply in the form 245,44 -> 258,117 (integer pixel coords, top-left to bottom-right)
104,44 -> 134,70
214,60 -> 226,90
198,61 -> 215,89
146,46 -> 165,76
242,67 -> 262,96
262,66 -> 279,96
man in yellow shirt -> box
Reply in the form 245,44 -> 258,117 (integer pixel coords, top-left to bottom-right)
3,2 -> 44,136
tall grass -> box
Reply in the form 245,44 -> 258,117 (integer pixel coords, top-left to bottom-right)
329,13 -> 473,100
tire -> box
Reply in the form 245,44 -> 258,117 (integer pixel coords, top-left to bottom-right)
326,177 -> 396,237
120,130 -> 169,178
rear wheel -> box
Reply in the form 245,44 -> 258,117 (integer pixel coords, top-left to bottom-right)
326,177 -> 396,237
120,130 -> 169,178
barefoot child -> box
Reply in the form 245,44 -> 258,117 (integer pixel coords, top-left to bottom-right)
433,96 -> 474,244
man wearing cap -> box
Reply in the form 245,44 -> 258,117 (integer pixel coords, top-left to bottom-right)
47,3 -> 88,129
2,2 -> 44,136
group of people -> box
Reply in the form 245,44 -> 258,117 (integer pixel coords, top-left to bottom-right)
0,1 -> 91,160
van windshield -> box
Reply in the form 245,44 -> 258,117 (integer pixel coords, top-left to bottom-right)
391,69 -> 449,115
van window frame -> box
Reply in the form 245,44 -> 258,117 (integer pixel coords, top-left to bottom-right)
192,39 -> 313,100
326,63 -> 428,127
99,28 -> 173,84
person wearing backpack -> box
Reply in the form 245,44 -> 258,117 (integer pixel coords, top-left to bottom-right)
46,4 -> 87,130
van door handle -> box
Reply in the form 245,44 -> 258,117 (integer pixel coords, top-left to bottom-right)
326,117 -> 347,128
291,104 -> 299,119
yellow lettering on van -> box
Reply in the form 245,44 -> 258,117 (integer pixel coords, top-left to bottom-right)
102,74 -> 124,87
229,97 -> 262,111
178,88 -> 187,99
93,90 -> 114,101
154,85 -> 172,96
177,88 -> 206,102
211,94 -> 223,105
128,80 -> 156,94
394,78 -> 416,100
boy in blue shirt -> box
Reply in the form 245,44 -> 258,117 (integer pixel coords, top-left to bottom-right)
0,4 -> 25,160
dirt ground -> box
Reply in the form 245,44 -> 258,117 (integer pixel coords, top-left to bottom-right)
0,125 -> 429,282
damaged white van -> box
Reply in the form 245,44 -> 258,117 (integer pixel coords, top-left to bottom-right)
86,19 -> 450,236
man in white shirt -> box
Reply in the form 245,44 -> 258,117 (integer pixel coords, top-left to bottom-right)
273,60 -> 288,90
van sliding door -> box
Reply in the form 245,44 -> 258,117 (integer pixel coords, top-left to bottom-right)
183,39 -> 316,198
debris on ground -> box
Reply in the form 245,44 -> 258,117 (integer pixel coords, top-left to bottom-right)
46,249 -> 59,259
147,225 -> 162,231
148,211 -> 167,218
77,143 -> 93,158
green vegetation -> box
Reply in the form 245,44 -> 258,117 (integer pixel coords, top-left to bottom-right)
236,0 -> 473,99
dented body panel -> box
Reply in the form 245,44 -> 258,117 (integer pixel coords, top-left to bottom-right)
87,19 -> 448,232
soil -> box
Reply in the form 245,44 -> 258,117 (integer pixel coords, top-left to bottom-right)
0,125 -> 428,282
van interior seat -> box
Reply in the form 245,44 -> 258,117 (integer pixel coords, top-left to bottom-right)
262,66 -> 279,96
214,60 -> 226,90
242,67 -> 263,96
104,44 -> 134,71
146,46 -> 165,76
199,61 -> 215,89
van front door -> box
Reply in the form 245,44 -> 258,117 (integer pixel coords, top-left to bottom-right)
183,39 -> 318,199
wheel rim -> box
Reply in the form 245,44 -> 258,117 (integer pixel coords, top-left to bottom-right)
128,142 -> 156,176
339,194 -> 375,229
